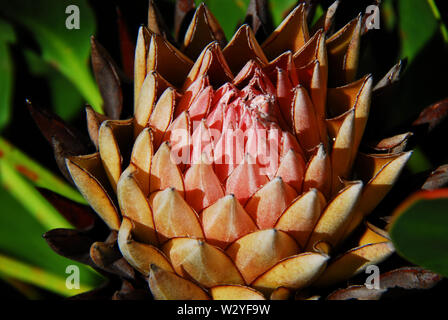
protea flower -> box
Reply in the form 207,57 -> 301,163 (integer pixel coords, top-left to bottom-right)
34,0 -> 418,300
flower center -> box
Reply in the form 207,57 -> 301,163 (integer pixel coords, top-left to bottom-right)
159,63 -> 306,206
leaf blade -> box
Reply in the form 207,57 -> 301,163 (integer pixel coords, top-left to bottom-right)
0,137 -> 85,204
389,189 -> 448,277
0,159 -> 73,230
0,253 -> 94,297
0,0 -> 102,112
0,19 -> 15,131
0,188 -> 102,295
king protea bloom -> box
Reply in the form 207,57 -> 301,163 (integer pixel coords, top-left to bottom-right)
43,1 -> 414,300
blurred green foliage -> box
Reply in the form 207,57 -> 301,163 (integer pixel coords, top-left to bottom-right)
0,189 -> 102,296
0,0 -> 102,125
0,19 -> 15,130
397,0 -> 438,63
390,191 -> 448,277
406,147 -> 432,174
0,159 -> 72,230
24,50 -> 85,120
195,0 -> 248,39
195,0 -> 299,40
0,139 -> 103,297
0,137 -> 86,204
0,0 -> 103,297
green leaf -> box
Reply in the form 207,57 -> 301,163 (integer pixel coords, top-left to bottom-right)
0,0 -> 102,113
0,19 -> 15,43
0,189 -> 102,296
406,147 -> 432,174
0,159 -> 73,230
269,0 -> 297,27
389,189 -> 448,277
0,253 -> 97,297
194,0 -> 309,40
194,0 -> 307,40
24,50 -> 84,120
0,137 -> 86,204
196,0 -> 249,40
382,0 -> 397,32
397,0 -> 438,63
427,0 -> 448,43
50,71 -> 85,120
311,4 -> 324,27
0,19 -> 15,131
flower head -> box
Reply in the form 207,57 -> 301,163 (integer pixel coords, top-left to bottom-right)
45,1 -> 414,300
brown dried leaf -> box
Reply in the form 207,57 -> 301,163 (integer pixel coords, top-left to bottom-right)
413,98 -> 448,132
311,0 -> 339,35
37,187 -> 95,230
43,228 -> 95,265
379,267 -> 441,290
327,285 -> 385,300
91,37 -> 123,120
27,100 -> 90,153
90,241 -> 122,268
51,137 -> 79,184
147,0 -> 173,42
27,100 -> 91,182
112,280 -> 151,300
116,8 -> 135,80
373,59 -> 407,94
327,267 -> 442,300
174,0 -> 196,42
367,132 -> 413,154
422,164 -> 448,191
90,239 -> 135,280
244,0 -> 273,43
107,258 -> 136,281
